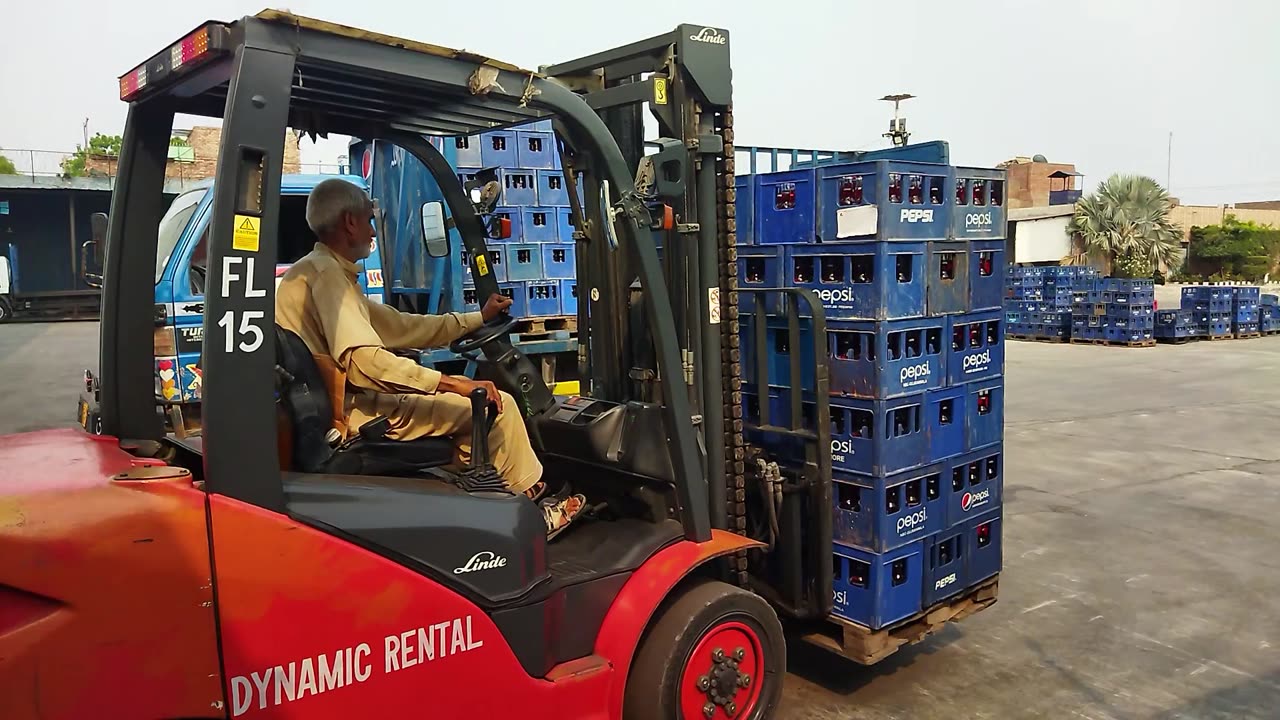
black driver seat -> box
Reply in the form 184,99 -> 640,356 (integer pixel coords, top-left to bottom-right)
274,325 -> 456,476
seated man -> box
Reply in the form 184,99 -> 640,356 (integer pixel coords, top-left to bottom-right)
276,177 -> 583,538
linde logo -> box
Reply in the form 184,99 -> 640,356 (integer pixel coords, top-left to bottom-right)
897,507 -> 928,534
815,288 -> 857,303
453,551 -> 507,574
689,27 -> 727,44
900,362 -> 931,386
963,349 -> 992,372
935,573 -> 958,591
966,212 -> 994,228
900,208 -> 935,223
831,439 -> 855,462
961,488 -> 991,512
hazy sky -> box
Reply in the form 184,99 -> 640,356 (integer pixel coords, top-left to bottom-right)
2,0 -> 1278,205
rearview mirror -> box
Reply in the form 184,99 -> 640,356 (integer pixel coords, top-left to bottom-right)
89,212 -> 108,263
421,201 -> 449,258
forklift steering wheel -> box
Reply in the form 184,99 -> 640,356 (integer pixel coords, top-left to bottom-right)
450,313 -> 518,356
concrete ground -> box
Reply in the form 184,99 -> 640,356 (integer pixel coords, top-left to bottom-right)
3,322 -> 1280,719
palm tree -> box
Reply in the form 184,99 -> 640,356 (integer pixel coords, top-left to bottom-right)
1065,174 -> 1182,277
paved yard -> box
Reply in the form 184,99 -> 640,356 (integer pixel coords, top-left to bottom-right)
3,322 -> 1279,718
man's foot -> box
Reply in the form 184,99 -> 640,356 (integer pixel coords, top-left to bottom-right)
523,480 -> 548,503
542,493 -> 586,540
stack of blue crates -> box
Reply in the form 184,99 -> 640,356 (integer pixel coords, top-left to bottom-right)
1262,294 -> 1279,334
1155,309 -> 1200,340
1180,285 -> 1235,338
1071,278 -> 1155,344
738,160 -> 1006,630
455,120 -> 581,318
1231,286 -> 1261,336
1005,265 -> 1098,340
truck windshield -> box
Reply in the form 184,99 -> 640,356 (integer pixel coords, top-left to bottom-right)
155,189 -> 205,283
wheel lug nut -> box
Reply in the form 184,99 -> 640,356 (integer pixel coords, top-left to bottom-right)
713,648 -> 725,662
727,702 -> 738,715
698,675 -> 711,692
703,701 -> 716,718
734,647 -> 745,661
739,673 -> 752,687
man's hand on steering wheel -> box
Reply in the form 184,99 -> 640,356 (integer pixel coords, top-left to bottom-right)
481,292 -> 513,321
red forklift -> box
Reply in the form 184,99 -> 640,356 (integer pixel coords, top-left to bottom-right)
0,11 -> 995,720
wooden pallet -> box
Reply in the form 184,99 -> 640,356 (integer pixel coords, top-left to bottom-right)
512,316 -> 577,341
1235,332 -> 1263,339
801,578 -> 999,665
1008,333 -> 1068,344
1155,336 -> 1196,345
1206,334 -> 1234,341
1069,338 -> 1156,348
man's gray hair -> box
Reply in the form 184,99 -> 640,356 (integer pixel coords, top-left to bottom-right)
306,177 -> 373,236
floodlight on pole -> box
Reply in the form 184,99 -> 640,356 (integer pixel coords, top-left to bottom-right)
880,93 -> 915,147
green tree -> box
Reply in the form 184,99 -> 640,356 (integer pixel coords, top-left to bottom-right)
0,155 -> 17,175
1065,174 -> 1183,277
1188,215 -> 1280,281
61,133 -> 123,177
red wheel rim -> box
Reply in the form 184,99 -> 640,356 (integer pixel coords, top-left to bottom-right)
679,620 -> 765,720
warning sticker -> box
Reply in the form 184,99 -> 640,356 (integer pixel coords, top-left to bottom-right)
475,254 -> 489,277
653,77 -> 668,105
233,214 -> 261,252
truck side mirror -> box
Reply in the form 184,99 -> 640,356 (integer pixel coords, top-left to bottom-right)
421,201 -> 449,258
81,212 -> 108,288
89,212 -> 108,263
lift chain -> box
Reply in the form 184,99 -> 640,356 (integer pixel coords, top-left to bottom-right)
714,107 -> 749,586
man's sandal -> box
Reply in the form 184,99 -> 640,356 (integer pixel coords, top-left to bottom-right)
523,480 -> 548,503
541,493 -> 586,541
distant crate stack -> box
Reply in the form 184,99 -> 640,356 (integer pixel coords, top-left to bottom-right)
1071,278 -> 1155,346
1157,284 -> 1274,342
737,159 -> 1006,630
455,120 -> 579,318
1004,266 -> 1098,341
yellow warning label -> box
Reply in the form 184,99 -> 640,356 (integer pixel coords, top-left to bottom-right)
653,77 -> 668,105
233,214 -> 261,252
475,254 -> 489,276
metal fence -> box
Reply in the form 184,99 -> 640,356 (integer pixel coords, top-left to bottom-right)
0,150 -> 354,183
0,149 -> 79,180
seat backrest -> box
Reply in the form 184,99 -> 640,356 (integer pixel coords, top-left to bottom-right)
275,326 -> 341,472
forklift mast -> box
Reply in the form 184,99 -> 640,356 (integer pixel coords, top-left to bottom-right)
545,26 -> 745,566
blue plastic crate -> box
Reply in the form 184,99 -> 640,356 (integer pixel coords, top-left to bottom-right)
500,168 -> 538,206
1106,325 -> 1153,343
480,130 -> 518,168
737,246 -> 785,314
561,279 -> 578,317
1233,286 -> 1262,301
925,384 -> 966,463
536,170 -> 570,207
967,509 -> 1003,586
1234,321 -> 1260,335
951,167 -> 1007,240
817,160 -> 951,242
926,240 -> 970,316
525,280 -> 562,317
464,281 -> 526,318
521,207 -> 559,243
786,242 -> 926,321
460,245 -> 508,286
970,239 -> 1006,311
755,169 -> 818,245
833,465 -> 945,553
453,135 -> 482,168
488,207 -> 523,243
967,380 -> 1003,451
541,243 -> 576,280
738,313 -> 818,390
832,540 -> 924,630
947,311 -> 1004,385
507,243 -> 545,282
1210,320 -> 1232,337
515,130 -> 555,169
827,317 -> 946,398
556,207 -> 576,242
828,393 -> 928,476
923,525 -> 969,607
946,446 -> 1003,529
735,174 -> 755,245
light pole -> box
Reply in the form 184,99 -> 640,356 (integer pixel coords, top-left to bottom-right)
879,94 -> 915,147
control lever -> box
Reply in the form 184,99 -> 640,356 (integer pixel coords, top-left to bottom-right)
457,387 -> 508,494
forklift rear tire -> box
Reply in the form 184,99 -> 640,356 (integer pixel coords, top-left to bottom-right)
624,580 -> 785,720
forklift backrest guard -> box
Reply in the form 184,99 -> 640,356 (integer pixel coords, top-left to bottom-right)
100,13 -> 709,540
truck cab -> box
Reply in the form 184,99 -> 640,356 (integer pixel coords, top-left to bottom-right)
151,174 -> 386,434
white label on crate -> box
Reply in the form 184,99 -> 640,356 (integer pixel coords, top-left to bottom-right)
708,287 -> 721,325
836,205 -> 878,239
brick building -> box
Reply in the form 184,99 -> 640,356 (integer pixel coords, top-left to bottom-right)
998,156 -> 1083,209
84,126 -> 301,180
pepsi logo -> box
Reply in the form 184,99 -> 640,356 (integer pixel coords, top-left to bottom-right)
961,488 -> 991,512
961,492 -> 974,511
